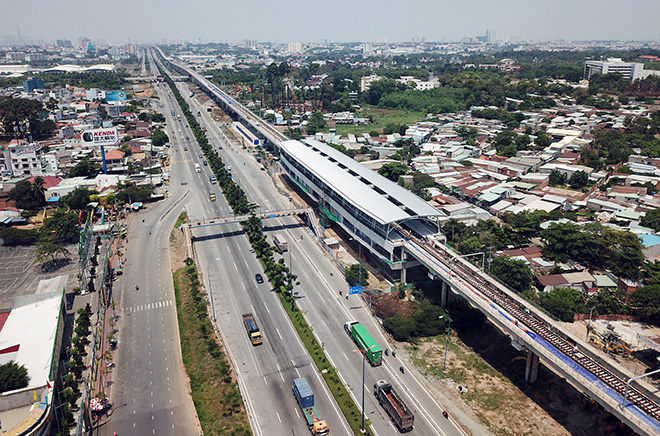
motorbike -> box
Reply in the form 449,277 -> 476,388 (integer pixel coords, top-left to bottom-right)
399,366 -> 405,374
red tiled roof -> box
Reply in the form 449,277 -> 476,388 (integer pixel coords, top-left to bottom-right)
537,274 -> 569,287
104,149 -> 124,160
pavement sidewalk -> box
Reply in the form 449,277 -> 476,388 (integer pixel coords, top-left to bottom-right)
88,234 -> 124,430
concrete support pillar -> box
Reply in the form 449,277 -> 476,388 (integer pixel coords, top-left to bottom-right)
401,250 -> 407,284
525,350 -> 539,383
440,280 -> 448,308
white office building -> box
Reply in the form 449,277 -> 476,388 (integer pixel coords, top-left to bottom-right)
584,58 -> 644,81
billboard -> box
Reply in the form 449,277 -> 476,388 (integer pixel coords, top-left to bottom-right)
81,128 -> 118,146
105,90 -> 127,102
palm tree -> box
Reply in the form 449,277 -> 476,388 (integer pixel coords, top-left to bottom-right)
31,177 -> 46,207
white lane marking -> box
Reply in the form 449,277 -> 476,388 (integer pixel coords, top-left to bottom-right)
343,352 -> 349,361
263,301 -> 270,314
276,363 -> 284,382
276,328 -> 283,340
276,412 -> 281,423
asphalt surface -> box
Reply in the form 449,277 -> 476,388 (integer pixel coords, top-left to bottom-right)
180,86 -> 472,436
178,85 -> 351,435
101,57 -> 200,436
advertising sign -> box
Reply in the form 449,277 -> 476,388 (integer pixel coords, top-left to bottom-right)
81,128 -> 118,146
105,90 -> 127,102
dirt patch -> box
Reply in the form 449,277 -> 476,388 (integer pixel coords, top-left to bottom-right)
169,222 -> 188,271
378,295 -> 636,436
410,338 -> 569,436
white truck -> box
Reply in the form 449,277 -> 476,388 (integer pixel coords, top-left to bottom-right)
194,163 -> 201,173
272,234 -> 287,251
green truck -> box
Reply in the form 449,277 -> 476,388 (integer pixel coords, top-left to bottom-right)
344,320 -> 382,366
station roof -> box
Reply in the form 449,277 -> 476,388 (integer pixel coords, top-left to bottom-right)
280,139 -> 443,225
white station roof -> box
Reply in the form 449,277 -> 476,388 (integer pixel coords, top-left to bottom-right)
281,139 -> 442,225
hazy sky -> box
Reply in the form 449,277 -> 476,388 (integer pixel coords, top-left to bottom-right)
1,0 -> 658,44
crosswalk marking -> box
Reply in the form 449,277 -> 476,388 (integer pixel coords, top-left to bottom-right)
126,300 -> 173,314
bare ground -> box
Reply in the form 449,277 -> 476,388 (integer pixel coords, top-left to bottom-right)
374,293 -> 637,436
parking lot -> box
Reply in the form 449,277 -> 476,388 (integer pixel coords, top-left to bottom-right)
0,246 -> 79,306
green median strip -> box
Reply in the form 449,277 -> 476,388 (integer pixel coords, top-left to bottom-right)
160,58 -> 373,433
173,250 -> 251,436
276,286 -> 375,436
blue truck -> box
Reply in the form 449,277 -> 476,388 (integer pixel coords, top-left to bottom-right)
293,378 -> 330,436
209,174 -> 217,184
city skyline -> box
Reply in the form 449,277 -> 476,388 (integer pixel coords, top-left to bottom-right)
0,0 -> 658,45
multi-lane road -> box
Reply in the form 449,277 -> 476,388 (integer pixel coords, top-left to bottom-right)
110,50 -> 483,436
177,82 -> 477,436
104,67 -> 200,435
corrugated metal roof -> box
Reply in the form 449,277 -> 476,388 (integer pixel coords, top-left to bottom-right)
281,139 -> 442,225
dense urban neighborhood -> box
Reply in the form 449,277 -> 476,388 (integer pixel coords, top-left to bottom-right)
1,29 -> 660,436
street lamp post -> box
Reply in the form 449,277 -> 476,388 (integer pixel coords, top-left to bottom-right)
289,242 -> 294,310
208,267 -> 216,322
439,315 -> 452,378
586,307 -> 594,341
354,344 -> 376,433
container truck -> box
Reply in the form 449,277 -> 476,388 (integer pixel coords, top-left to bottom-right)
344,321 -> 382,366
292,377 -> 330,436
242,313 -> 263,345
374,379 -> 414,432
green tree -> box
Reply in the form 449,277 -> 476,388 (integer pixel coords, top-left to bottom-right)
378,162 -> 408,182
151,113 -> 165,123
457,236 -> 482,255
151,128 -> 169,146
0,96 -> 50,139
0,227 -> 39,245
539,287 -> 586,322
548,169 -> 567,186
630,285 -> 660,321
454,126 -> 478,144
493,130 -> 518,157
62,187 -> 93,211
641,208 -> 660,232
305,111 -> 325,135
345,263 -> 369,287
568,170 -> 589,189
40,209 -> 80,243
0,361 -> 29,393
8,179 -> 45,210
35,237 -> 70,263
490,256 -> 533,293
383,314 -> 416,342
68,159 -> 101,178
115,184 -> 154,204
535,131 -> 551,148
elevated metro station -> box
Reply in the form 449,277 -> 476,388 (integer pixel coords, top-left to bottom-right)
279,138 -> 445,275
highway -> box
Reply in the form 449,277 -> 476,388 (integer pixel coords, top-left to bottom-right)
104,58 -> 200,436
159,47 -> 660,436
172,81 -> 473,436
169,87 -> 352,434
